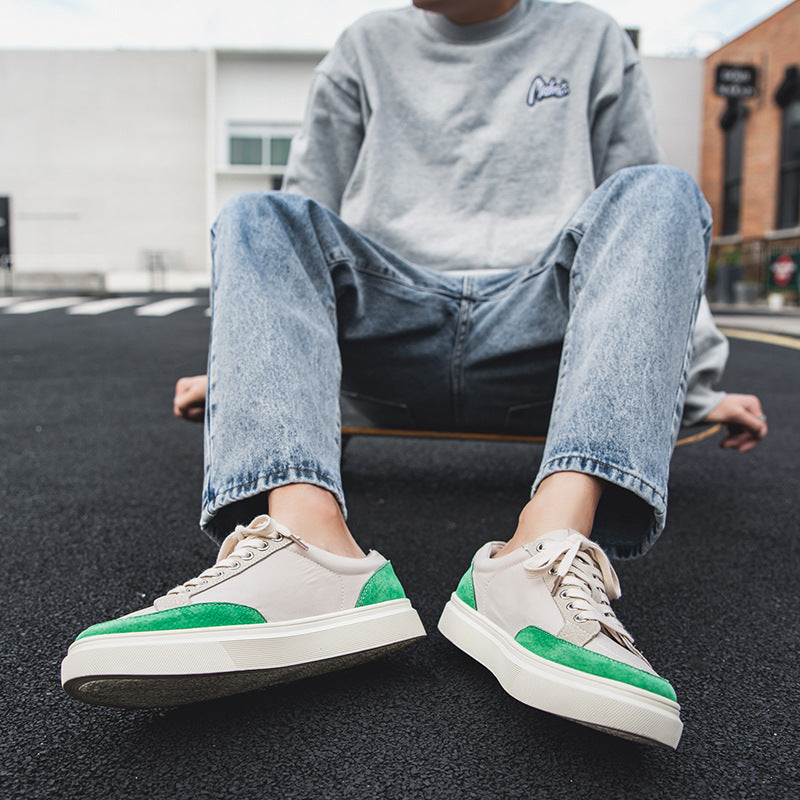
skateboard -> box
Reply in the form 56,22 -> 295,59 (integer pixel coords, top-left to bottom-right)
340,395 -> 723,449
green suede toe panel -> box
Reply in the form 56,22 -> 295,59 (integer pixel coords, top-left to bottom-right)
455,563 -> 476,609
514,626 -> 677,701
75,603 -> 267,639
356,562 -> 406,607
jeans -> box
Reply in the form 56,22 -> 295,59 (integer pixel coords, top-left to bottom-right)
203,165 -> 712,559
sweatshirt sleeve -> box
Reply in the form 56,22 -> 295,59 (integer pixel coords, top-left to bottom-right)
589,24 -> 662,184
683,295 -> 729,426
283,51 -> 365,212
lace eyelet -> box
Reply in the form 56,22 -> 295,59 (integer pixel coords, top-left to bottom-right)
536,543 -> 544,552
560,590 -> 569,598
256,542 -> 269,551
566,602 -> 575,611
241,551 -> 254,561
230,560 -> 241,569
548,568 -> 555,575
273,535 -> 285,544
574,614 -> 585,623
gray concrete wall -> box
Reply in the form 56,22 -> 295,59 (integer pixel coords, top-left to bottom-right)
0,50 -> 208,281
642,56 -> 704,180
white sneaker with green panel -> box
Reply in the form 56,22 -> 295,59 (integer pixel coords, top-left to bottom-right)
438,529 -> 683,749
62,515 -> 425,708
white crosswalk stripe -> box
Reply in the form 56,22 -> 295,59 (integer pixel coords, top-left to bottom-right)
135,297 -> 201,317
2,294 -> 208,317
4,296 -> 88,314
67,297 -> 146,315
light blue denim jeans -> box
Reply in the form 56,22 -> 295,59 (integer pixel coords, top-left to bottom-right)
202,165 -> 711,559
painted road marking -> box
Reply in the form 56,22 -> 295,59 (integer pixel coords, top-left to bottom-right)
719,327 -> 800,351
135,297 -> 201,317
0,296 -> 32,307
4,296 -> 87,314
715,314 -> 800,338
67,297 -> 146,315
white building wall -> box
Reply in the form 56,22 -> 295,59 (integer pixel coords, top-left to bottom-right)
213,51 -> 323,213
642,56 -> 704,180
0,50 -> 208,287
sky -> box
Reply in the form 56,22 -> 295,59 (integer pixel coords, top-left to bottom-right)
0,0 -> 791,56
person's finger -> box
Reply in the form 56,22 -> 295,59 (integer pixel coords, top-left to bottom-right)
174,376 -> 194,398
726,402 -> 768,439
721,433 -> 751,450
173,376 -> 207,416
175,394 -> 205,416
721,431 -> 749,449
739,394 -> 764,417
721,421 -> 767,452
184,405 -> 205,422
174,375 -> 205,401
739,398 -> 767,435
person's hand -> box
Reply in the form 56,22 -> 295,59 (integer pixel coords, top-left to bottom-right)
703,393 -> 767,453
173,374 -> 207,422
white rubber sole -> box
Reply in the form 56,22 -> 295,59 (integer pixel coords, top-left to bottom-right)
438,594 -> 682,749
62,599 -> 425,708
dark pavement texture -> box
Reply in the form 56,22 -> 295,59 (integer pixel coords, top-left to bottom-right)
1,302 -> 798,800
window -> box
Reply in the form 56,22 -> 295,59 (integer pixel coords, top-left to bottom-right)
269,137 -> 292,167
227,124 -> 297,168
720,100 -> 746,236
229,137 -> 262,166
776,67 -> 800,230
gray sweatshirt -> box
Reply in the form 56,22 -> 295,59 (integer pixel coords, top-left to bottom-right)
284,0 -> 727,424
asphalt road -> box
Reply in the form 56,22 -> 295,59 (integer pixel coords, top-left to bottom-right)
1,299 -> 798,800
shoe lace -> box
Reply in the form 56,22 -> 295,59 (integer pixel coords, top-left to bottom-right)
167,514 -> 307,596
523,531 -> 639,653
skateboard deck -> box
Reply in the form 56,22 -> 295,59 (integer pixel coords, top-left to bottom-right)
340,396 -> 722,448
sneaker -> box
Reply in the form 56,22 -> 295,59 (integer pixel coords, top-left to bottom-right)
62,515 -> 425,708
438,529 -> 682,748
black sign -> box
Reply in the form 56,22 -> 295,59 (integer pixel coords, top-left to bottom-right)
715,64 -> 758,99
0,197 -> 10,262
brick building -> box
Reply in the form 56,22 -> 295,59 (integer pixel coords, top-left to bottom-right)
701,0 -> 800,299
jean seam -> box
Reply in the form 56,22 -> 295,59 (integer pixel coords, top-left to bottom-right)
208,467 -> 339,502
470,263 -> 552,302
536,454 -> 666,506
548,281 -> 575,425
450,277 -> 474,425
669,279 -> 704,447
333,258 -> 462,300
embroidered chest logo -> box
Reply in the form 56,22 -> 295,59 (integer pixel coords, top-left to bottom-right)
526,76 -> 570,107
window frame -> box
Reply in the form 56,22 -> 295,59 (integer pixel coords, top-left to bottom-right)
721,106 -> 746,237
776,98 -> 800,231
227,122 -> 298,171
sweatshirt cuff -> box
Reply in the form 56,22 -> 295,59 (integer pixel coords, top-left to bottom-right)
682,388 -> 726,427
